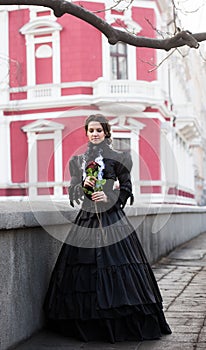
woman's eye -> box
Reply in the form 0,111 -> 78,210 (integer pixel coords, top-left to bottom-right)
88,128 -> 103,133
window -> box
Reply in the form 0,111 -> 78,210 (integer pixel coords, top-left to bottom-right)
110,42 -> 128,80
20,18 -> 62,99
113,137 -> 131,151
22,119 -> 64,198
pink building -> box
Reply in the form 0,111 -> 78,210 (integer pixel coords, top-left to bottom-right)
0,1 -> 196,204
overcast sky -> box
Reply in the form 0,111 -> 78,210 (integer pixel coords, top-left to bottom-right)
177,0 -> 206,32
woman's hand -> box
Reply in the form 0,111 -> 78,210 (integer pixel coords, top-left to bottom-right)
92,191 -> 108,202
83,176 -> 96,188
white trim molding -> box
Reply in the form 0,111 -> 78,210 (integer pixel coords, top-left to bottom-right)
22,119 -> 64,198
0,9 -> 9,105
111,116 -> 145,201
102,31 -> 137,81
105,1 -> 142,34
0,114 -> 11,184
93,78 -> 164,115
20,18 -> 62,36
20,18 -> 62,99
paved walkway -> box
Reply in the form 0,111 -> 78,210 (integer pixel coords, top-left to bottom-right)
14,232 -> 206,350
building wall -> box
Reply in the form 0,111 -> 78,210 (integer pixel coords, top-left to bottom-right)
0,1 -> 204,204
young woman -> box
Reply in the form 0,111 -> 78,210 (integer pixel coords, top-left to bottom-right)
44,114 -> 171,343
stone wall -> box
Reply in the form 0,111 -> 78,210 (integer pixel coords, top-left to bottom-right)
1,201 -> 206,350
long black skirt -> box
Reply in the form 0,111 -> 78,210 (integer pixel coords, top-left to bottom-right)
44,202 -> 171,343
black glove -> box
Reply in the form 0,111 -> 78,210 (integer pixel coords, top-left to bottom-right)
69,184 -> 84,207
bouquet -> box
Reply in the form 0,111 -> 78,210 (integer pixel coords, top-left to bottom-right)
83,161 -> 106,196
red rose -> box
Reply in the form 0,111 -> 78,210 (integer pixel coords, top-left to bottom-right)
86,161 -> 100,171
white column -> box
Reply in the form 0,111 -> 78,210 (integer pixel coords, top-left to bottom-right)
127,118 -> 145,201
54,130 -> 63,197
52,31 -> 61,84
0,9 -> 9,105
26,34 -> 35,99
52,31 -> 61,97
27,132 -> 38,197
128,45 -> 136,81
102,34 -> 110,80
160,128 -> 168,197
172,131 -> 179,187
130,130 -> 140,198
180,140 -> 185,188
0,115 -> 11,184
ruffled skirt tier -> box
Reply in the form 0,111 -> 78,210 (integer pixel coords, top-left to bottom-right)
44,205 -> 171,342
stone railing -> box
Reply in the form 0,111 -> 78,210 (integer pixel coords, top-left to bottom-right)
93,78 -> 163,104
1,201 -> 206,350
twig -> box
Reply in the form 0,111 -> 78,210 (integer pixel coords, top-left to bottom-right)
94,202 -> 106,243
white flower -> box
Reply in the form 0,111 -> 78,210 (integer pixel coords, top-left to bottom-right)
95,154 -> 105,181
81,155 -> 87,180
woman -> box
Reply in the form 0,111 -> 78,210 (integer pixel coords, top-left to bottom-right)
44,114 -> 171,343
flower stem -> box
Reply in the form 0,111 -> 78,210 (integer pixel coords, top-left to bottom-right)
94,202 -> 105,241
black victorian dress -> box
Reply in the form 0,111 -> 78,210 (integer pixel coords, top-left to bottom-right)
44,141 -> 171,343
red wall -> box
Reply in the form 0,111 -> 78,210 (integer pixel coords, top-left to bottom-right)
10,121 -> 28,183
60,1 -> 105,83
37,139 -> 54,182
10,116 -> 88,183
139,118 -> 161,181
61,116 -> 88,181
133,7 -> 157,81
35,43 -> 53,84
9,9 -> 29,88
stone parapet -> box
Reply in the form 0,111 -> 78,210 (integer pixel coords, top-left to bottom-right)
1,201 -> 206,350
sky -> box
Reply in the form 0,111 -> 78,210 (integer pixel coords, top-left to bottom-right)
177,0 -> 206,32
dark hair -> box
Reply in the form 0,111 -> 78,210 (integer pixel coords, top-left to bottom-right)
85,114 -> 112,143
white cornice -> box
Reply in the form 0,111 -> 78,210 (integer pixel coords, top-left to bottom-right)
20,18 -> 62,35
22,119 -> 64,132
0,5 -> 29,11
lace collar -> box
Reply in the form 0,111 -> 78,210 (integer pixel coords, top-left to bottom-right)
81,140 -> 111,180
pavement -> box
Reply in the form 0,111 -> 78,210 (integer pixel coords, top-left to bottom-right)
13,232 -> 206,350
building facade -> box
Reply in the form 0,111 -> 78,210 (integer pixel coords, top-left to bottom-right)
0,0 -> 205,205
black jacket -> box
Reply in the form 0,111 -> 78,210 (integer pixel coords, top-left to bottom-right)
69,141 -> 134,209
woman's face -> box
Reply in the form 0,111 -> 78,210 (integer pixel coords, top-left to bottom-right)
87,121 -> 106,144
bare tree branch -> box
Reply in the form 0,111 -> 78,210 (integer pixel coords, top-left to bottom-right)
1,0 -> 206,51
93,0 -> 135,14
173,0 -> 205,15
139,49 -> 178,72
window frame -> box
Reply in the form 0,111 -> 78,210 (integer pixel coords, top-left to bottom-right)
20,18 -> 62,99
110,42 -> 128,80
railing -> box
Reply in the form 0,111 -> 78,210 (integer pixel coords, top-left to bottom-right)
32,87 -> 52,98
6,80 -> 164,106
0,180 -> 196,205
28,85 -> 61,100
7,81 -> 92,103
93,78 -> 164,104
